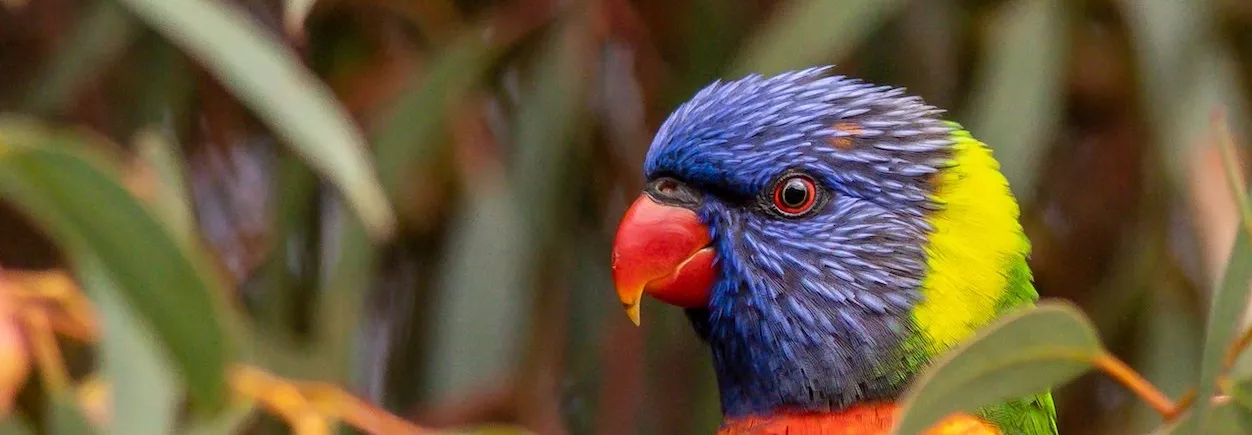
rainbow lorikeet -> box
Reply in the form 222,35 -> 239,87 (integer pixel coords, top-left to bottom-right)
609,67 -> 1057,435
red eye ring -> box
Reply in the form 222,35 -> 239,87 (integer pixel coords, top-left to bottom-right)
772,175 -> 818,216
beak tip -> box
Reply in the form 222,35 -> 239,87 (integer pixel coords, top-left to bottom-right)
625,303 -> 641,326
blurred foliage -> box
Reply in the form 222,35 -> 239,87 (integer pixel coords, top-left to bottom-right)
0,0 -> 1251,434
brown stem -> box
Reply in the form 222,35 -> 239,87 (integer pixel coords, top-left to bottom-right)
1224,325 -> 1252,371
23,309 -> 69,392
1092,353 -> 1182,421
1174,387 -> 1198,414
230,365 -> 432,435
303,382 -> 432,435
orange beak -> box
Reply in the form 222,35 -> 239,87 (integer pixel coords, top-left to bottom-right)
611,194 -> 716,326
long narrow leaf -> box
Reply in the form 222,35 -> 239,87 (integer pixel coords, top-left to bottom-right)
731,0 -> 908,76
111,0 -> 395,240
23,0 -> 136,115
1188,145 -> 1252,433
965,0 -> 1067,202
0,117 -> 232,410
80,259 -> 180,435
46,395 -> 94,435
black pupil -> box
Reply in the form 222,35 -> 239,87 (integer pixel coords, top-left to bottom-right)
782,179 -> 809,207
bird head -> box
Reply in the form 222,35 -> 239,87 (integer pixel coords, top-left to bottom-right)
610,67 -> 1034,416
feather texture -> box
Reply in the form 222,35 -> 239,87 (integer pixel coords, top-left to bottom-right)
640,67 -> 1055,434
718,403 -> 1002,435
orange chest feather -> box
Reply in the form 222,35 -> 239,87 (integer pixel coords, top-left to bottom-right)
717,403 -> 1001,435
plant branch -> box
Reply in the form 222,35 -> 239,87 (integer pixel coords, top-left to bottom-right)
1093,353 -> 1182,421
229,365 -> 432,435
23,310 -> 69,392
1224,325 -> 1252,371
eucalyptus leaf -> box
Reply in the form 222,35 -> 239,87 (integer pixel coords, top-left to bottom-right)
111,0 -> 395,240
0,413 -> 34,435
891,302 -> 1102,435
1210,398 -> 1252,433
1152,399 -> 1252,434
24,0 -> 136,115
79,259 -> 181,435
731,0 -> 908,76
1234,377 -> 1252,410
0,117 -> 232,410
1187,199 -> 1252,433
179,400 -> 257,435
372,27 -> 502,196
133,128 -> 195,243
965,0 -> 1067,202
46,393 -> 96,435
424,21 -> 589,399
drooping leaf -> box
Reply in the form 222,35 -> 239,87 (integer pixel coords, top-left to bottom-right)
372,26 -> 503,197
79,259 -> 181,435
965,0 -> 1067,202
132,128 -> 195,243
46,393 -> 95,435
318,15 -> 538,389
23,0 -> 136,115
891,302 -> 1103,435
0,412 -> 33,435
731,0 -> 908,76
0,117 -> 232,410
179,400 -> 256,435
1186,124 -> 1252,433
424,19 -> 590,398
111,0 -> 395,241
1206,401 -> 1252,434
1123,0 -> 1247,197
1152,397 -> 1252,434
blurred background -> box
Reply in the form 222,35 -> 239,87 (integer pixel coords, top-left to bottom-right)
1,0 -> 1251,434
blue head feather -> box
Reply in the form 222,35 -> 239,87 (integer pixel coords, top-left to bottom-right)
643,66 -> 958,416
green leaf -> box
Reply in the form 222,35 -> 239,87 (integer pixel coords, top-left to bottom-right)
424,20 -> 590,398
45,393 -> 96,435
79,259 -> 181,435
731,0 -> 908,76
1122,0 -> 1243,198
1153,397 -> 1252,434
1235,377 -> 1252,410
0,413 -> 34,435
318,18 -> 528,387
179,400 -> 256,435
111,0 -> 395,241
0,117 -> 233,410
372,27 -> 503,197
133,128 -> 195,243
23,0 -> 136,115
891,302 -> 1103,435
1206,401 -> 1252,434
965,0 -> 1067,202
1187,192 -> 1252,433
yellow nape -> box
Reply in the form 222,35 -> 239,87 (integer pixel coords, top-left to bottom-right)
912,128 -> 1029,350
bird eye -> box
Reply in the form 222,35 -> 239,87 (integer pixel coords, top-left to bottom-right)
771,175 -> 818,216
656,179 -> 678,195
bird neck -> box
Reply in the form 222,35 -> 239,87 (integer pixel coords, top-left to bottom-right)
699,127 -> 1035,419
903,127 -> 1034,354
717,403 -> 1000,435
